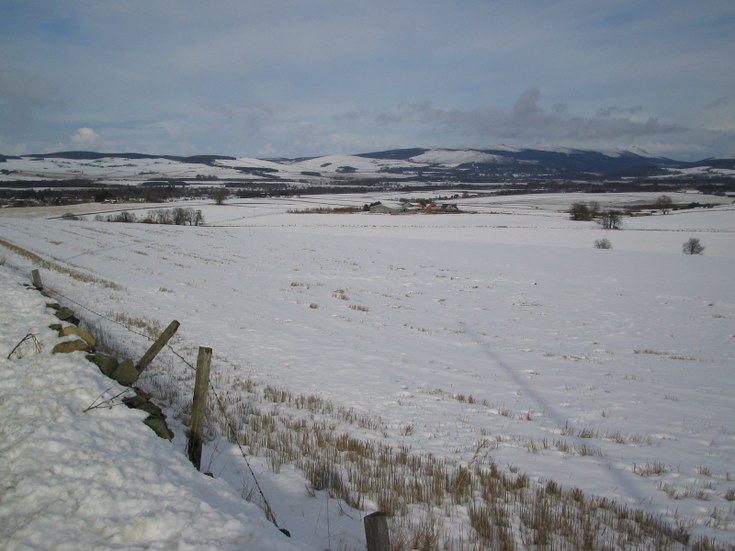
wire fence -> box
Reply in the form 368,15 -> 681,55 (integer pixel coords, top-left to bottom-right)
46,281 -> 284,532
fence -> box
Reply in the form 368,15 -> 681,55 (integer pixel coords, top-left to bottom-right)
29,268 -> 392,550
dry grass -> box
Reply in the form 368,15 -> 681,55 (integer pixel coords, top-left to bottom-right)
110,312 -> 164,340
196,375 -> 717,550
61,304 -> 734,551
634,461 -> 671,477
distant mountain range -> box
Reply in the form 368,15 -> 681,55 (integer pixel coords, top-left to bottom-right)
1,146 -> 734,187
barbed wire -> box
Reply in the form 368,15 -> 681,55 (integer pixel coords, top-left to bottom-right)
164,343 -> 281,527
49,285 -> 283,531
53,289 -> 153,341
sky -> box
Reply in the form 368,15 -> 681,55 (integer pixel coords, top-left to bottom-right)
1,0 -> 734,160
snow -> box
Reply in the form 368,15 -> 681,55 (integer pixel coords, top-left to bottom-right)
0,156 -> 252,183
1,192 -> 734,548
0,269 -> 311,550
285,154 -> 409,175
408,149 -> 508,166
0,153 -> 419,184
671,166 -> 735,177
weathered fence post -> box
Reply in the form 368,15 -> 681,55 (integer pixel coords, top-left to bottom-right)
186,346 -> 212,471
31,269 -> 43,290
364,511 -> 391,551
135,320 -> 180,374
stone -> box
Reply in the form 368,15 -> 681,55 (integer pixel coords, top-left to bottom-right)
59,326 -> 96,348
123,393 -> 161,416
123,389 -> 173,439
111,359 -> 139,386
52,339 -> 89,354
143,415 -> 174,440
55,307 -> 80,325
55,307 -> 75,320
87,353 -> 119,377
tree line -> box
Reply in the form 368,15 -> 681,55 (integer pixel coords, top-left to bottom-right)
96,207 -> 204,226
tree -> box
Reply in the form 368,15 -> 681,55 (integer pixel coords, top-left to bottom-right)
569,202 -> 592,221
594,238 -> 612,249
172,207 -> 189,225
598,210 -> 622,230
682,237 -> 705,255
656,195 -> 674,214
210,187 -> 229,205
113,211 -> 136,223
588,201 -> 601,218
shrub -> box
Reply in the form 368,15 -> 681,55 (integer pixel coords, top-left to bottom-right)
594,238 -> 612,249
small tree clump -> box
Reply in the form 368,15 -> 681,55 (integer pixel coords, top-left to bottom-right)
594,238 -> 613,249
103,207 -> 204,226
682,237 -> 705,255
569,202 -> 592,221
598,210 -> 622,230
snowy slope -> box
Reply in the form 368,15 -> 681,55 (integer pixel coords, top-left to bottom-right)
408,149 -> 510,166
1,194 -> 734,548
0,156 -> 253,183
0,153 -> 412,183
1,145 -> 714,184
0,268 -> 312,551
283,154 -> 411,175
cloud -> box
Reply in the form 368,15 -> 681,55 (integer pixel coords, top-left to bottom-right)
512,87 -> 544,120
70,127 -> 102,148
3,2 -> 735,158
596,105 -> 644,118
0,70 -> 58,134
705,97 -> 729,110
374,88 -> 693,147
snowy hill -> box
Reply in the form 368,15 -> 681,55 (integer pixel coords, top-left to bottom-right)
3,146 -> 731,186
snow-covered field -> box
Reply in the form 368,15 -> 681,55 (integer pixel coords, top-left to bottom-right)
1,191 -> 734,549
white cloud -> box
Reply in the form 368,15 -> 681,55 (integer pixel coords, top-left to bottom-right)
70,127 -> 102,149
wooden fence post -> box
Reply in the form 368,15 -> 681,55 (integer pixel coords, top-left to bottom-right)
186,346 -> 212,471
31,269 -> 43,290
364,511 -> 391,551
135,320 -> 180,374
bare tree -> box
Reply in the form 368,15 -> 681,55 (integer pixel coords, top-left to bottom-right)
682,237 -> 705,255
656,195 -> 674,215
598,210 -> 622,230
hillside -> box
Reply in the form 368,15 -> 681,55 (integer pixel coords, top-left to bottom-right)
2,147 -> 734,189
1,192 -> 734,549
